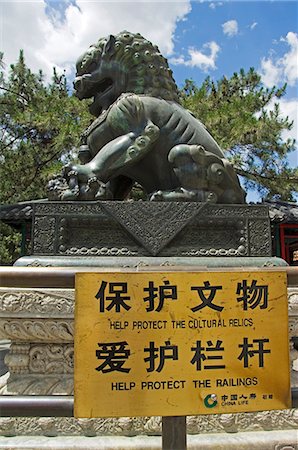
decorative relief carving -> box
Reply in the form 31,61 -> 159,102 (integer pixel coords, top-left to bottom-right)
0,374 -> 73,395
0,319 -> 73,342
35,202 -> 270,220
0,409 -> 297,437
248,219 -> 271,256
180,248 -> 240,256
4,344 -> 30,374
3,342 -> 73,376
35,202 -> 106,216
288,288 -> 298,314
289,288 -> 298,338
33,216 -> 56,253
31,202 -> 271,257
289,318 -> 298,338
63,247 -> 138,256
0,289 -> 74,316
162,218 -> 248,257
57,217 -> 140,255
26,260 -> 53,267
29,344 -> 73,374
275,446 -> 297,450
187,409 -> 298,434
102,201 -> 207,256
288,287 -> 298,387
207,205 -> 269,218
290,341 -> 298,388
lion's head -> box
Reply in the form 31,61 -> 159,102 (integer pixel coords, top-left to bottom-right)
73,31 -> 180,116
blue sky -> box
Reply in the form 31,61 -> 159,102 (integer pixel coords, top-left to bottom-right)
1,0 -> 297,200
172,2 -> 297,95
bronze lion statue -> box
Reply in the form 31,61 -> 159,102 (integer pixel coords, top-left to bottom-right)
48,31 -> 246,203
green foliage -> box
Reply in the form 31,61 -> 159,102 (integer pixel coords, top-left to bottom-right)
128,183 -> 148,201
0,50 -> 92,263
180,68 -> 297,201
0,222 -> 21,265
0,50 -> 91,204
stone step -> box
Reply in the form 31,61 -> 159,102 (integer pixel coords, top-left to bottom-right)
0,429 -> 297,449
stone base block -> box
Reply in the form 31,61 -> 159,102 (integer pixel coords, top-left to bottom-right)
27,202 -> 272,260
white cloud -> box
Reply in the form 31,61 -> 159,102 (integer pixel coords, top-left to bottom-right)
281,32 -> 298,86
170,41 -> 220,71
222,20 -> 238,37
209,2 -> 223,9
188,42 -> 220,70
170,55 -> 187,65
261,97 -> 298,159
259,32 -> 298,162
259,57 -> 282,88
260,31 -> 298,87
0,0 -> 191,80
250,22 -> 258,30
278,98 -> 298,144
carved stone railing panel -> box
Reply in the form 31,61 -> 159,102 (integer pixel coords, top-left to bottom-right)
0,319 -> 74,343
0,289 -> 74,317
0,286 -> 297,394
0,409 -> 297,437
288,287 -> 298,387
0,288 -> 75,395
0,285 -> 296,436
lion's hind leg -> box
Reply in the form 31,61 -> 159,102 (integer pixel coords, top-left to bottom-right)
150,144 -> 244,203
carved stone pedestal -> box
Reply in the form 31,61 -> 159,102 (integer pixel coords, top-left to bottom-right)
15,202 -> 286,267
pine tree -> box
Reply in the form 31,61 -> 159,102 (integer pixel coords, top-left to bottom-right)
0,50 -> 91,204
0,50 -> 91,263
180,68 -> 297,201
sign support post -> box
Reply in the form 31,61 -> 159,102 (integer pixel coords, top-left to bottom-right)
162,416 -> 186,450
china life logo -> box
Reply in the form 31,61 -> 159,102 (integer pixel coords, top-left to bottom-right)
204,394 -> 218,408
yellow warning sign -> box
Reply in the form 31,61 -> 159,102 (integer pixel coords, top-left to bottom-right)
74,271 -> 290,418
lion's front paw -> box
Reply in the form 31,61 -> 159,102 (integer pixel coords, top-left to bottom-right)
87,177 -> 100,192
95,182 -> 113,200
60,187 -> 80,201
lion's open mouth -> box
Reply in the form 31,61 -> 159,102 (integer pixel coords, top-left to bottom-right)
90,78 -> 113,103
87,78 -> 113,116
94,77 -> 113,96
74,76 -> 113,100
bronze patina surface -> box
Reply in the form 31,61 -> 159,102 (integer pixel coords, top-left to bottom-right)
48,31 -> 245,204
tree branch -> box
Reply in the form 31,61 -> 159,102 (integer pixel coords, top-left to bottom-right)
0,127 -> 36,152
0,86 -> 29,103
236,168 -> 298,183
